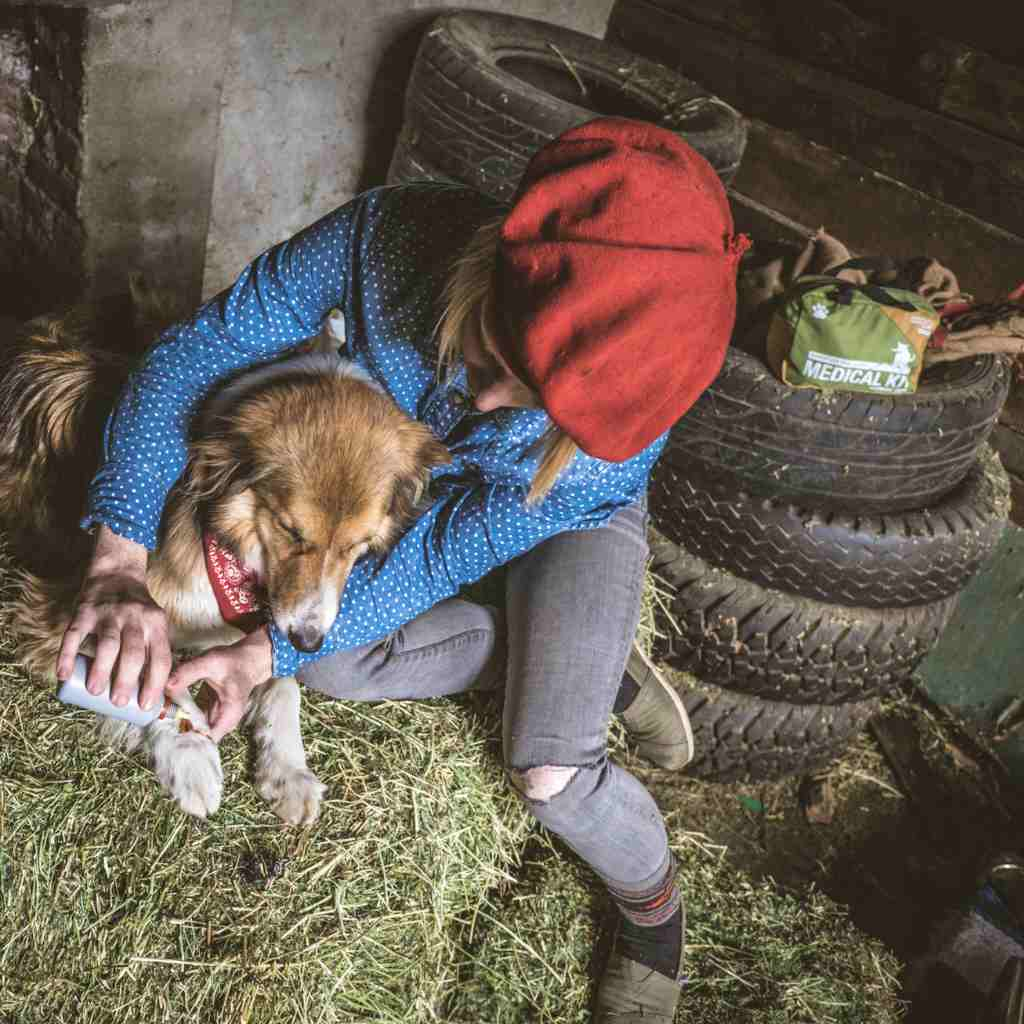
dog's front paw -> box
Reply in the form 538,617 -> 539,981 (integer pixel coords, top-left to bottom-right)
150,728 -> 224,820
256,763 -> 325,825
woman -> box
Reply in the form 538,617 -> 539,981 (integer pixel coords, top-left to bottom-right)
58,117 -> 748,1021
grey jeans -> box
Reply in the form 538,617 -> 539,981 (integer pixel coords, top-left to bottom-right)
297,502 -> 672,897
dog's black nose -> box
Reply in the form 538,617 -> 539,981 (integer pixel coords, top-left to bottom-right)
288,626 -> 325,653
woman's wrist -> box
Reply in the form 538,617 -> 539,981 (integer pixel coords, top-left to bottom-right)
89,524 -> 148,577
244,625 -> 275,683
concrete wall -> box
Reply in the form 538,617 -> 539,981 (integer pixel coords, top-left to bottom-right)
203,1 -> 614,297
80,0 -> 232,319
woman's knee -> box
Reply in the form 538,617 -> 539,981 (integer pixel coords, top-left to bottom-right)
508,764 -> 579,803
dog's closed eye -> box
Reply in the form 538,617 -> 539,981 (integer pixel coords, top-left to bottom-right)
274,516 -> 305,546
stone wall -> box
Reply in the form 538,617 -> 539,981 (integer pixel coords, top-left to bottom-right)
0,5 -> 85,317
202,0 -> 614,297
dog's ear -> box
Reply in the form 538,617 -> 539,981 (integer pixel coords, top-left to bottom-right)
388,473 -> 425,529
186,435 -> 264,504
387,424 -> 451,528
415,429 -> 451,473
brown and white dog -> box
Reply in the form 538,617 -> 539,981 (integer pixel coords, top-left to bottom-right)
0,285 -> 449,822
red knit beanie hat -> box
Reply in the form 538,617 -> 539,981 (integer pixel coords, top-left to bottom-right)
496,116 -> 750,462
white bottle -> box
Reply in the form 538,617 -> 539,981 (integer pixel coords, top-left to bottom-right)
56,653 -> 168,726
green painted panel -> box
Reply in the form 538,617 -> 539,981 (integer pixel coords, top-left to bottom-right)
917,524 -> 1024,777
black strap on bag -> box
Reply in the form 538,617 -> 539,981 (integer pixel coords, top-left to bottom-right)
825,256 -> 889,276
825,261 -> 921,312
829,280 -> 920,312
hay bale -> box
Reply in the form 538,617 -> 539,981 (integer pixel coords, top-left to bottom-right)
0,665 -> 532,1024
0,561 -> 904,1024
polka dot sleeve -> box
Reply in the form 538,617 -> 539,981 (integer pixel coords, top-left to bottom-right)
83,200 -> 363,549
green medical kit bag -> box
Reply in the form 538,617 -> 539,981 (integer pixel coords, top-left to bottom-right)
766,274 -> 941,395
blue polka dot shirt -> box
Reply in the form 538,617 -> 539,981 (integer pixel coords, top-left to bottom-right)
84,184 -> 668,677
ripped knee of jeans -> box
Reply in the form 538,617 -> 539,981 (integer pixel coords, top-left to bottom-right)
508,764 -> 578,803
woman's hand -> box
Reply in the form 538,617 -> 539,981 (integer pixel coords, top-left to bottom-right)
56,525 -> 172,712
165,627 -> 274,742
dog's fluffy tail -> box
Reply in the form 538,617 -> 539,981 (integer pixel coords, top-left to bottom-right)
0,313 -> 133,571
0,281 -> 173,573
0,308 -> 136,468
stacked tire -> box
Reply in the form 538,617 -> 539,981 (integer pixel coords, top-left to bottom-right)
386,11 -> 747,198
647,347 -> 1013,782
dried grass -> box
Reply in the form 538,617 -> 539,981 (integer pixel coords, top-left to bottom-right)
0,557 -> 904,1023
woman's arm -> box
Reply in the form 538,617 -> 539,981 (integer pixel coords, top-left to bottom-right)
166,464 -> 652,732
85,199 -> 363,547
64,197 -> 366,704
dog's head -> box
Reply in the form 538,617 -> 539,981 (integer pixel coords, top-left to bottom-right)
188,357 -> 450,652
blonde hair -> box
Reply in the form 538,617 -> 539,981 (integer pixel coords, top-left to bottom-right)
437,217 -> 577,505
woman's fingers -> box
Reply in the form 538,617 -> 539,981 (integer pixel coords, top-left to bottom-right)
110,624 -> 148,705
168,654 -> 246,741
56,609 -> 97,681
208,698 -> 247,743
165,631 -> 273,742
57,566 -> 172,702
140,642 -> 174,712
165,652 -> 217,697
88,630 -> 123,697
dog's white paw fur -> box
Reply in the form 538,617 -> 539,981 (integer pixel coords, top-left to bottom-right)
255,757 -> 325,825
245,676 -> 323,825
96,715 -> 146,755
148,721 -> 224,820
94,708 -> 222,818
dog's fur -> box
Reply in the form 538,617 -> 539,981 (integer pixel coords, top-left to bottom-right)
0,283 -> 449,821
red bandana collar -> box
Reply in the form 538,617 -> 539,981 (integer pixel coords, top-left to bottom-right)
202,532 -> 266,633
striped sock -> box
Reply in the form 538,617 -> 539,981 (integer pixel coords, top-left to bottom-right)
609,857 -> 680,928
607,858 -> 683,979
